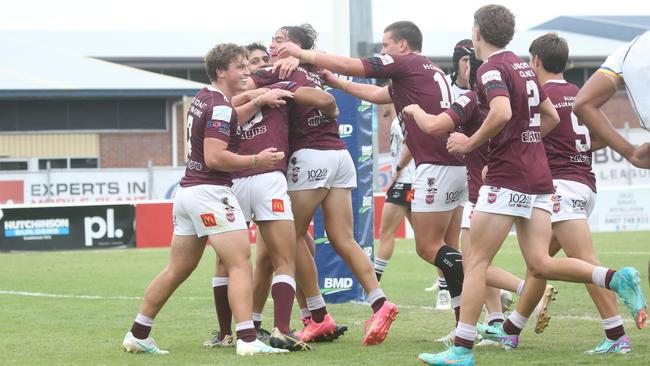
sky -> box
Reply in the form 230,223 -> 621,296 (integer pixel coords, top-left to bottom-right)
1,0 -> 647,32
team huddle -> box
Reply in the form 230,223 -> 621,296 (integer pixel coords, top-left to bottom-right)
121,4 -> 649,365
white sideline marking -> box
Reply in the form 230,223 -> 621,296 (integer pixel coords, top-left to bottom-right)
0,290 -> 210,301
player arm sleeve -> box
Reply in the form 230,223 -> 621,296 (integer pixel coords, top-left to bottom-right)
360,54 -> 406,79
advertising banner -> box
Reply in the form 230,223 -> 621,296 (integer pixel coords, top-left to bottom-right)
313,78 -> 374,303
0,204 -> 135,251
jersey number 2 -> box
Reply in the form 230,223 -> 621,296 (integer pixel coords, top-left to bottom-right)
526,80 -> 541,127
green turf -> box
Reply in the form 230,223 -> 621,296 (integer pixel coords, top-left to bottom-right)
1,231 -> 649,365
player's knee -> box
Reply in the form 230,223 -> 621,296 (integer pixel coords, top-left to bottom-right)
527,260 -> 550,279
415,244 -> 436,262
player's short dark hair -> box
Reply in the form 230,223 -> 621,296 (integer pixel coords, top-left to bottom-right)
474,4 -> 515,48
280,23 -> 318,50
529,33 -> 569,74
246,42 -> 269,57
383,21 -> 422,52
204,43 -> 247,82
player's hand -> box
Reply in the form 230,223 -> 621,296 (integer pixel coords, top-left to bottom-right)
401,104 -> 422,119
276,43 -> 301,59
447,132 -> 471,154
272,56 -> 300,79
629,142 -> 650,169
256,148 -> 285,169
317,69 -> 339,87
257,89 -> 294,108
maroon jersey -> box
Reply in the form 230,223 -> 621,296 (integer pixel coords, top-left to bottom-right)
542,80 -> 597,192
445,91 -> 488,203
361,53 -> 463,166
476,50 -> 553,194
252,66 -> 346,152
180,86 -> 240,187
234,81 -> 296,178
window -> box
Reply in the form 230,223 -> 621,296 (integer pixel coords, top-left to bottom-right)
0,98 -> 167,132
38,158 -> 99,170
0,160 -> 28,171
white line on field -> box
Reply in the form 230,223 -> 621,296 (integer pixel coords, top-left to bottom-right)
0,290 -> 210,301
0,290 -> 640,325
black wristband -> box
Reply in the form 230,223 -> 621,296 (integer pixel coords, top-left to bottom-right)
396,166 -> 402,172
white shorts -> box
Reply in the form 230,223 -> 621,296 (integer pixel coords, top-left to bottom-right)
286,148 -> 357,191
411,164 -> 468,213
461,201 -> 475,229
551,179 -> 596,223
232,171 -> 294,222
474,185 -> 553,219
172,184 -> 247,237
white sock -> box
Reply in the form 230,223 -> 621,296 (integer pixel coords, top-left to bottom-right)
252,312 -> 263,322
272,274 -> 296,290
135,313 -> 153,327
236,320 -> 254,332
212,276 -> 229,287
516,280 -> 525,296
508,310 -> 528,330
486,312 -> 505,324
592,266 -> 609,288
300,308 -> 311,320
455,322 -> 477,342
367,288 -> 386,305
451,296 -> 461,308
306,295 -> 326,311
374,257 -> 389,274
602,315 -> 623,330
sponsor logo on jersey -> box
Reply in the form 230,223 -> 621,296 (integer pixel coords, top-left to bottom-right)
406,190 -> 415,202
378,54 -> 394,65
457,95 -> 471,108
212,105 -> 233,121
570,154 -> 591,164
572,199 -> 587,213
508,193 -> 532,208
207,120 -> 231,136
481,70 -> 502,84
201,213 -> 217,227
427,177 -> 436,187
521,130 -> 542,143
307,168 -> 328,182
271,199 -> 285,212
445,190 -> 463,204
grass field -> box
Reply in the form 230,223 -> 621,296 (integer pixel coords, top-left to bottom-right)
1,231 -> 649,365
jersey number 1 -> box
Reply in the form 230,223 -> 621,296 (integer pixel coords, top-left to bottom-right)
433,72 -> 451,109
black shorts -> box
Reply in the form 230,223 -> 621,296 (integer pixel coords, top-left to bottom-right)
385,182 -> 413,208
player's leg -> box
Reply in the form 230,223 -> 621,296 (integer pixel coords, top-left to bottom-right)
553,219 -> 630,354
251,233 -> 273,341
289,188 -> 339,342
204,257 -> 234,347
376,201 -> 409,281
211,229 -> 288,355
321,186 -> 398,345
124,234 -> 206,354
418,210 -> 514,364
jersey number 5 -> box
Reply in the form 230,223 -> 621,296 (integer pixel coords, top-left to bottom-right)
570,112 -> 591,152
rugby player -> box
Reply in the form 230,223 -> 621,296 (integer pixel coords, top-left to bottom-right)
204,42 -> 342,351
479,32 -> 634,355
418,6 -> 647,365
122,43 -> 287,356
374,104 -> 415,282
277,20 -> 467,329
574,31 -> 650,169
257,24 -> 398,346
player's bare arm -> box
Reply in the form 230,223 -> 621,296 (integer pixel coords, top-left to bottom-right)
234,89 -> 294,123
402,104 -> 455,136
539,98 -> 561,136
319,69 -> 391,104
204,138 -> 283,172
573,72 -> 637,161
232,88 -> 269,106
448,96 -> 511,154
293,87 -> 339,118
276,42 -> 367,77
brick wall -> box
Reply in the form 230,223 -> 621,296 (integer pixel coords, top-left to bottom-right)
602,90 -> 641,128
100,131 -> 172,168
